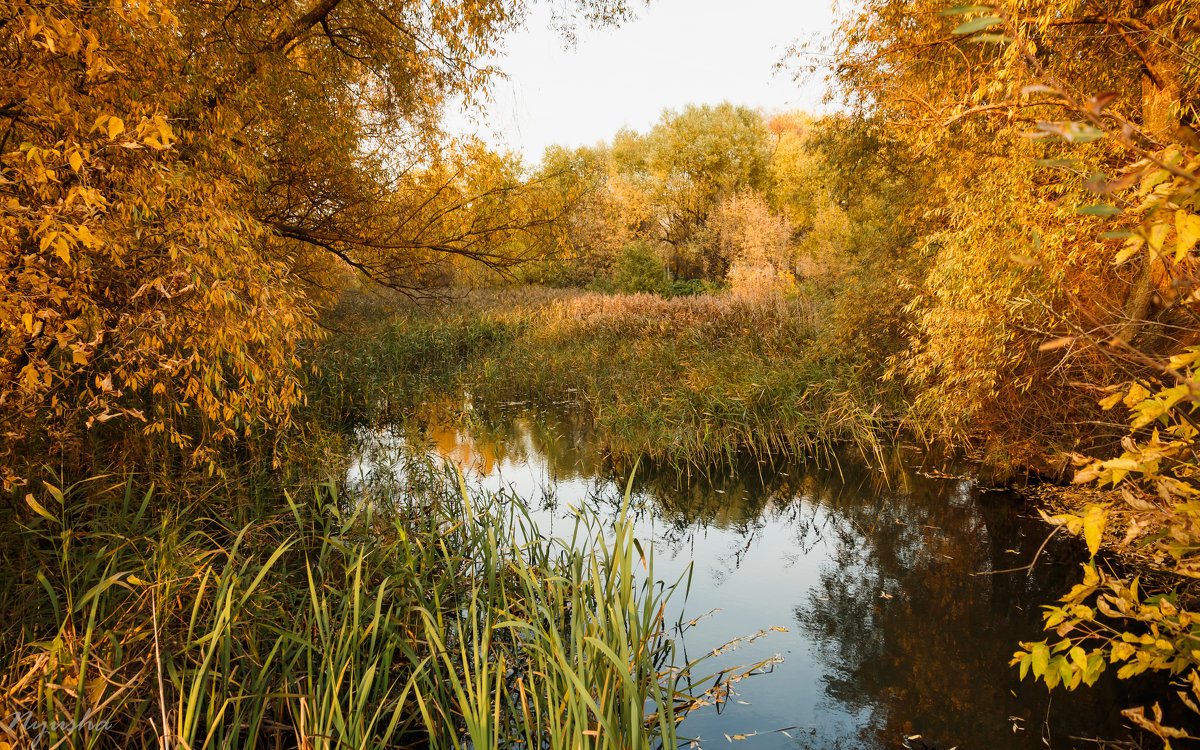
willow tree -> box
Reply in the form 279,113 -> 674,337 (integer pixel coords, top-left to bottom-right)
822,0 -> 1199,463
0,0 -> 639,480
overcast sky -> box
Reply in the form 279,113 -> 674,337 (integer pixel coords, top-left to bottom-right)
448,0 -> 841,163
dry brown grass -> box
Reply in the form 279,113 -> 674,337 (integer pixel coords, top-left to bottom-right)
539,290 -> 819,342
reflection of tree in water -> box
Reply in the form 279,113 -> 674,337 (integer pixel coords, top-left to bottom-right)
367,404 -> 1159,749
796,454 -> 1147,749
412,396 -> 613,481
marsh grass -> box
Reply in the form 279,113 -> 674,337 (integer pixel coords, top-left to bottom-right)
0,457 -> 738,749
314,287 -> 894,468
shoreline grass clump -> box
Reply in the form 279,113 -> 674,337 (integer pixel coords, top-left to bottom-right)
315,286 -> 898,468
0,458 -> 721,749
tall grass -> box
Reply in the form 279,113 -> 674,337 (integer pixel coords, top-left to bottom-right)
312,287 -> 894,468
0,458 -> 727,749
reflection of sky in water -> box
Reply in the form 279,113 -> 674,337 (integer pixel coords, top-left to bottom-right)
348,404 -> 1159,749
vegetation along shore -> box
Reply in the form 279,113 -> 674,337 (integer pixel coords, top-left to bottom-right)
3,0 -> 1200,747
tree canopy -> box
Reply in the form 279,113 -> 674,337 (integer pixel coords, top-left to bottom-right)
0,0 -> 643,478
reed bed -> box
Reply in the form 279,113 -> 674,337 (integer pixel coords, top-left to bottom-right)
0,459 -> 732,750
540,291 -> 819,342
314,287 -> 894,468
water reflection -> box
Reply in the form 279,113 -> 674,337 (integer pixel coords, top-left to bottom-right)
350,398 -> 1161,749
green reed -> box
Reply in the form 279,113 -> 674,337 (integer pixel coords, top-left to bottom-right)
0,458 -> 726,749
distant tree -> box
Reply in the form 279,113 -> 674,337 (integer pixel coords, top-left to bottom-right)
645,104 -> 773,278
611,241 -> 670,295
707,191 -> 796,295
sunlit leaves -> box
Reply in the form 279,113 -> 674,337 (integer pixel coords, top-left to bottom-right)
822,1 -> 1200,730
1176,211 -> 1200,259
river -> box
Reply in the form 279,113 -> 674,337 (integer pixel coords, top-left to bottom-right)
349,396 -> 1157,749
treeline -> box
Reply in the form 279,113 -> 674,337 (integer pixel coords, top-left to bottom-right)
516,106 -> 914,303
506,2 -> 1200,482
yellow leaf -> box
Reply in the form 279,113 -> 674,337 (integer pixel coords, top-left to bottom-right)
22,312 -> 34,333
1177,211 -> 1200,260
1148,222 -> 1169,254
1070,645 -> 1088,670
1124,383 -> 1150,408
1115,236 -> 1143,264
54,236 -> 70,263
1099,392 -> 1123,410
1169,350 -> 1200,369
1083,505 -> 1108,557
1110,642 -> 1136,662
25,493 -> 58,523
72,349 -> 88,365
69,150 -> 82,172
107,116 -> 125,139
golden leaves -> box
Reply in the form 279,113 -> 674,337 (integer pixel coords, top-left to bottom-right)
1,3 -> 319,468
1177,210 -> 1200,260
1082,504 -> 1107,557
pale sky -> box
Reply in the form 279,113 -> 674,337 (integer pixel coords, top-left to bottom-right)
450,0 -> 841,163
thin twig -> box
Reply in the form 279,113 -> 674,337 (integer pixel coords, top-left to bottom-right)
972,525 -> 1061,576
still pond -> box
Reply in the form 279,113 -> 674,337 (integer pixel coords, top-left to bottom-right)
349,395 -> 1155,749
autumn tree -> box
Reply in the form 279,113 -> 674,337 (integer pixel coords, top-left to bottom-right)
822,0 -> 1200,737
643,103 -> 773,278
0,0 -> 643,481
707,190 -> 796,295
819,0 -> 1197,460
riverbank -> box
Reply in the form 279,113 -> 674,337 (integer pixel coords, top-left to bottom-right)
313,285 -> 1200,743
7,281 -> 1195,749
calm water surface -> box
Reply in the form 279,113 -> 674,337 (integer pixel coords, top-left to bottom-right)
349,398 -> 1157,749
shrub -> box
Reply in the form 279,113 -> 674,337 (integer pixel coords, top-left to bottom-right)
611,242 -> 671,295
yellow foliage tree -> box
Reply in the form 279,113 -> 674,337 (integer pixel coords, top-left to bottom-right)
823,0 -> 1200,741
0,0 -> 640,481
708,190 -> 797,296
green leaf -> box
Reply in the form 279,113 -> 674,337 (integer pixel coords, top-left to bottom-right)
939,4 -> 993,15
1076,205 -> 1122,217
953,16 -> 1003,34
1064,123 -> 1106,143
1099,231 -> 1135,239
